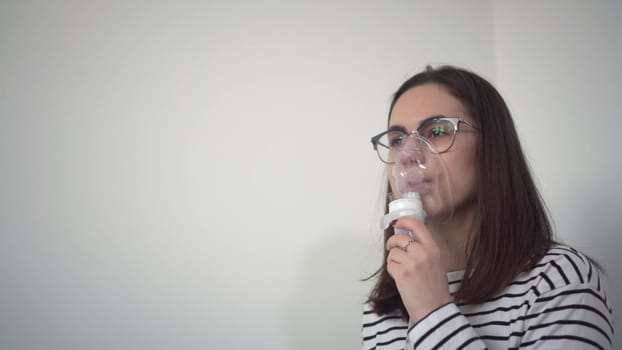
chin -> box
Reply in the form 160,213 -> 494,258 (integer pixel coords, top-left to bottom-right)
421,205 -> 454,223
422,195 -> 452,217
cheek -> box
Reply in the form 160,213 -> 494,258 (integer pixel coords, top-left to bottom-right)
454,168 -> 478,199
448,152 -> 478,200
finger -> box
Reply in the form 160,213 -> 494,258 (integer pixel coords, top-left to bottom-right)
393,217 -> 434,246
387,246 -> 409,264
386,233 -> 416,251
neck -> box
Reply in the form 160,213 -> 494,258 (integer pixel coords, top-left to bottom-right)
426,204 -> 477,272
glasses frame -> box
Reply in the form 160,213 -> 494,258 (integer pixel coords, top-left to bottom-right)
370,116 -> 478,164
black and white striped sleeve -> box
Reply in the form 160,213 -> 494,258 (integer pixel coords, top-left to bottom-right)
516,246 -> 615,349
518,281 -> 613,349
406,302 -> 487,349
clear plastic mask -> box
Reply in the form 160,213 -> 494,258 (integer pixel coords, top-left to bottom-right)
384,135 -> 454,228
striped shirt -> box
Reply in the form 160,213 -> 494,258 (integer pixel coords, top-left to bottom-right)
362,245 -> 614,349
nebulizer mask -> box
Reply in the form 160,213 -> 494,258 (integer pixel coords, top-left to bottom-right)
380,135 -> 454,235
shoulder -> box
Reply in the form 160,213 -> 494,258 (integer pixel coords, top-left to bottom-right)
522,243 -> 606,297
520,245 -> 614,346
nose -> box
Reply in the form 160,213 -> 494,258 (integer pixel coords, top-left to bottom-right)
397,136 -> 427,168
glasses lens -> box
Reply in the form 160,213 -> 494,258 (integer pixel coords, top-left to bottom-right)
375,130 -> 407,163
417,119 -> 457,153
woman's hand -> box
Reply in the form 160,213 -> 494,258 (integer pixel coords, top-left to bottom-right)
386,217 -> 452,323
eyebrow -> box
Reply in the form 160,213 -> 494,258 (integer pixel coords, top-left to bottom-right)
387,125 -> 408,133
387,115 -> 447,132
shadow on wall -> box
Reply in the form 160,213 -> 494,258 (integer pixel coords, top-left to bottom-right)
280,231 -> 380,350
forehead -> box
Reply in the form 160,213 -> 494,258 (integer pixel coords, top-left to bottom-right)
389,83 -> 469,128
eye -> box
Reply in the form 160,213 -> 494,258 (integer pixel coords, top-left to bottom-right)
419,119 -> 454,139
388,135 -> 405,147
386,130 -> 407,148
430,126 -> 447,137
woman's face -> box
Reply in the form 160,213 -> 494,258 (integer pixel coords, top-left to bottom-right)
388,83 -> 479,221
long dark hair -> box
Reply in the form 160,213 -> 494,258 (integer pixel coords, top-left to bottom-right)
366,65 -> 553,317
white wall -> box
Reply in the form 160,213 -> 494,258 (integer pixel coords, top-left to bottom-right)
0,1 -> 618,349
493,1 -> 622,347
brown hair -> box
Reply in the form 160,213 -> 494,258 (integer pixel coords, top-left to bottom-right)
366,65 -> 553,318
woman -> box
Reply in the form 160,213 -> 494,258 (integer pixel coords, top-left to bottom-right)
362,66 -> 613,349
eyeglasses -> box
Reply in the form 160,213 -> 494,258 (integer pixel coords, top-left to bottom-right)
370,116 -> 478,164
